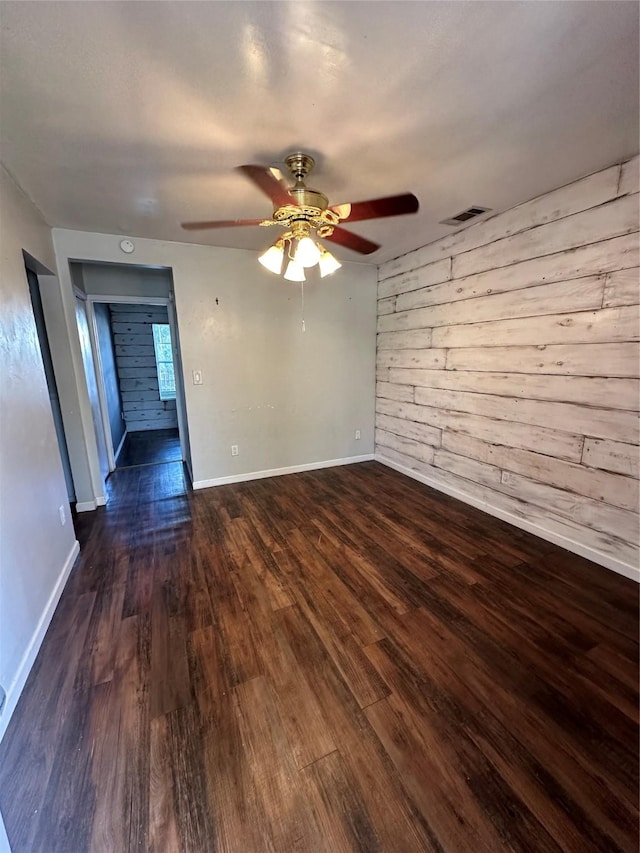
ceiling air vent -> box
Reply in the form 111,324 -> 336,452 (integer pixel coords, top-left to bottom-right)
440,205 -> 492,226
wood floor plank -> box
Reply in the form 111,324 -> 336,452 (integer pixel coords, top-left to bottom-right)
273,549 -> 391,710
88,583 -> 126,687
188,625 -> 261,852
0,459 -> 637,852
148,714 -> 180,853
87,680 -> 124,853
233,675 -> 310,851
88,615 -> 151,853
277,604 -> 442,852
372,607 -> 638,850
165,702 -> 217,852
429,573 -> 639,781
301,750 -> 383,853
365,688 -> 559,853
150,583 -> 191,719
310,516 -> 413,616
230,562 -> 337,769
286,527 -> 387,646
366,633 -> 634,852
0,590 -> 97,853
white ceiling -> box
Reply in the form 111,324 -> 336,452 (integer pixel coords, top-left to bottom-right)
1,1 -> 638,264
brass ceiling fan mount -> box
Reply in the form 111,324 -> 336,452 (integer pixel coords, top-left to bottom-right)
181,151 -> 419,280
284,151 -> 317,183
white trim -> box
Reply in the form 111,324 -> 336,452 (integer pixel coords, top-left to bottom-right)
166,297 -> 190,470
0,540 -> 80,744
96,495 -> 107,506
86,299 -> 116,471
193,454 -> 375,490
86,294 -> 170,306
76,499 -> 97,512
375,453 -> 640,583
74,294 -> 108,499
114,428 -> 127,463
0,811 -> 11,853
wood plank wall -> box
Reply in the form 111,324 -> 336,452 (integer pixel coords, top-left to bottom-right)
375,156 -> 640,575
110,304 -> 178,432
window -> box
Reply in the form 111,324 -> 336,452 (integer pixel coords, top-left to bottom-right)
152,323 -> 176,401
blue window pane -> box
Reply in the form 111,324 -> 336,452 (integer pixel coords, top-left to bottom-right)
152,323 -> 176,401
155,342 -> 172,362
155,325 -> 171,343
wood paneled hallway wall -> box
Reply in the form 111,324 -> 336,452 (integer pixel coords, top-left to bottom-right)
111,303 -> 179,433
0,461 -> 637,852
375,155 -> 639,577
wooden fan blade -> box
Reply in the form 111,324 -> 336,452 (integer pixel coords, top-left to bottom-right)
237,164 -> 294,208
181,218 -> 267,230
323,226 -> 380,255
331,193 -> 419,223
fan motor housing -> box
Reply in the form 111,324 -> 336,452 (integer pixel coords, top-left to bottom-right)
287,185 -> 329,211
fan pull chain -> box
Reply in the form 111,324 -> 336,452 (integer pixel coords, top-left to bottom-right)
301,281 -> 305,332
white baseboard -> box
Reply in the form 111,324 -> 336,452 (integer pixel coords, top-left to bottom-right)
75,499 -> 96,512
193,454 -> 375,490
0,540 -> 80,744
76,495 -> 106,512
376,454 -> 639,583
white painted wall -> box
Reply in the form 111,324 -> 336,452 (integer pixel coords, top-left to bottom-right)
375,155 -> 639,580
51,230 -> 377,486
0,166 -> 79,741
79,262 -> 172,299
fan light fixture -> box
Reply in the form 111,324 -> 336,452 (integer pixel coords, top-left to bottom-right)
259,226 -> 342,282
295,236 -> 322,268
258,240 -> 285,275
283,258 -> 306,282
182,152 -> 420,284
318,247 -> 342,278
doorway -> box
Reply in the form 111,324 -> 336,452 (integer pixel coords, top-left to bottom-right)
117,429 -> 182,468
25,266 -> 76,502
67,260 -> 191,493
97,301 -> 181,469
86,291 -> 190,477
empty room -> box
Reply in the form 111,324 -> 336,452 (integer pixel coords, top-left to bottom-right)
0,2 -> 638,851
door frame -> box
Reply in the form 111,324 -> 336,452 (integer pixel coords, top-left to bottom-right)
25,264 -> 77,502
86,294 -> 189,473
75,289 -> 110,485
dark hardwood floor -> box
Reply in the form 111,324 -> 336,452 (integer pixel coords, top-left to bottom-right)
116,427 -> 181,468
0,461 -> 637,852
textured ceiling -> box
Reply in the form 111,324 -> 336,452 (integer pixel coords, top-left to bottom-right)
1,1 -> 638,264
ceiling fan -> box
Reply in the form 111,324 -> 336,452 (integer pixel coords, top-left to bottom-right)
181,153 -> 419,281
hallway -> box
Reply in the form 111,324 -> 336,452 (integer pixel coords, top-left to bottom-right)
116,428 -> 182,469
0,462 -> 637,852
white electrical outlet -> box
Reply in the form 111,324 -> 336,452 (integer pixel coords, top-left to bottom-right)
231,445 -> 239,457
193,369 -> 203,385
355,429 -> 361,440
59,505 -> 66,526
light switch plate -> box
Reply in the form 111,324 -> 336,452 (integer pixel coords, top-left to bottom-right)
192,369 -> 203,385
